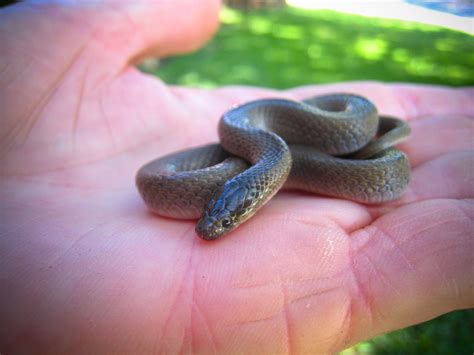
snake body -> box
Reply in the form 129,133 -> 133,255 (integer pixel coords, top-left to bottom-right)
136,94 -> 410,240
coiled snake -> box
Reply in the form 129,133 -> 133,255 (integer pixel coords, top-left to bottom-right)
136,94 -> 410,240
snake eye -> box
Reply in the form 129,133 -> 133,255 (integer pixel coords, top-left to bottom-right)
221,218 -> 232,229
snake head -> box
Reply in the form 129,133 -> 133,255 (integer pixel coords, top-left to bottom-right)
195,180 -> 256,240
195,210 -> 237,240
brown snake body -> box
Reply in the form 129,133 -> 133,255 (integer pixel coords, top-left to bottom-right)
136,94 -> 411,240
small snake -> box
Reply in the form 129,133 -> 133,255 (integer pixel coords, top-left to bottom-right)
136,94 -> 410,240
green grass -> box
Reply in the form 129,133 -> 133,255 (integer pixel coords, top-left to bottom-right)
344,309 -> 474,354
140,5 -> 474,353
143,6 -> 474,88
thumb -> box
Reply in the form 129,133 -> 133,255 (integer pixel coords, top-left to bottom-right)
1,0 -> 220,76
123,0 -> 222,64
83,0 -> 222,65
0,0 -> 220,161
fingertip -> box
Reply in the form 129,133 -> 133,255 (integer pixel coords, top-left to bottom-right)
126,0 -> 222,64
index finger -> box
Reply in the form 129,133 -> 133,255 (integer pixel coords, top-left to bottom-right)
289,82 -> 473,119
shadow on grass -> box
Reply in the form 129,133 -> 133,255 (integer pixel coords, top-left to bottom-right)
143,6 -> 474,88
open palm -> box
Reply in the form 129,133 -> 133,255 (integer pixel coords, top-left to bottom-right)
1,1 -> 472,353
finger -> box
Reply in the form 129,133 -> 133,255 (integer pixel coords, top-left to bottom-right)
380,115 -> 473,205
405,151 -> 474,202
371,151 -> 474,212
289,82 -> 474,119
402,114 -> 473,167
216,83 -> 474,120
348,198 -> 474,346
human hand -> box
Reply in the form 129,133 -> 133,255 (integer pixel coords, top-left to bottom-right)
1,1 -> 472,353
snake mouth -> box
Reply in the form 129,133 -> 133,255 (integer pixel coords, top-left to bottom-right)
195,215 -> 227,241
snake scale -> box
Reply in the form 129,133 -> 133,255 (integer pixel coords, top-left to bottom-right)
136,94 -> 410,240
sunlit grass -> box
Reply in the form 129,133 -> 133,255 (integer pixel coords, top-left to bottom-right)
354,38 -> 388,61
142,6 -> 474,89
220,5 -> 243,24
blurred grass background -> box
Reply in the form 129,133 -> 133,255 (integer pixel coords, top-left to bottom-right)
141,6 -> 474,88
140,5 -> 474,353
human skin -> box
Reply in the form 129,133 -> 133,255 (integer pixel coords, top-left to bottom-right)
0,0 -> 473,353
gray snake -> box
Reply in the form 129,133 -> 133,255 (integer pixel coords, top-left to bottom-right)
136,94 -> 410,240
